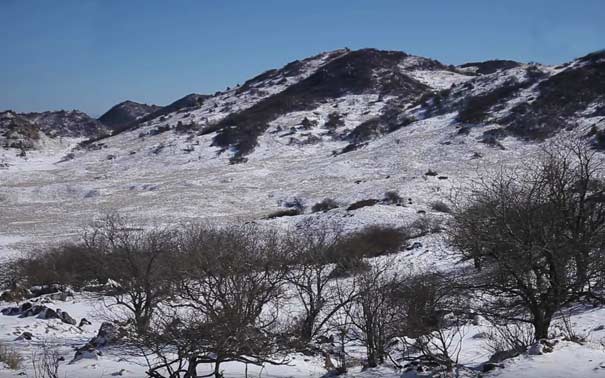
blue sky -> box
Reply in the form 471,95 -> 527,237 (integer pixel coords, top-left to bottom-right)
1,0 -> 603,116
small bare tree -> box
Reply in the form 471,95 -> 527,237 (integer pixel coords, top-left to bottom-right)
31,343 -> 61,378
285,221 -> 358,344
341,261 -> 406,368
140,223 -> 291,378
84,213 -> 178,335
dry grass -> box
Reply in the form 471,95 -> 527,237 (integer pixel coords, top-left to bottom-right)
0,342 -> 23,370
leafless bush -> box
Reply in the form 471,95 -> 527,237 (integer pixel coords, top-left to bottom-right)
31,343 -> 61,378
430,200 -> 451,213
285,221 -> 357,343
409,216 -> 443,237
328,225 -> 409,279
266,208 -> 301,219
311,198 -> 339,213
346,199 -> 379,211
340,261 -> 406,368
398,273 -> 468,375
383,190 -> 403,205
555,310 -> 589,344
17,243 -> 99,289
483,322 -> 534,356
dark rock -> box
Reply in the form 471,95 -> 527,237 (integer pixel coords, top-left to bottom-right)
56,309 -> 76,325
42,308 -> 59,320
16,331 -> 33,341
406,242 -> 423,250
20,304 -> 48,317
29,284 -> 61,298
79,318 -> 92,327
19,302 -> 32,313
1,306 -> 21,316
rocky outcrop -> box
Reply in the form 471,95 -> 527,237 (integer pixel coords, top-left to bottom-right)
72,322 -> 125,362
1,302 -> 77,325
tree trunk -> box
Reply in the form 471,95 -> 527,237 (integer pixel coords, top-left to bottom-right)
533,311 -> 552,340
300,314 -> 316,342
366,337 -> 377,368
213,360 -> 222,378
185,357 -> 197,378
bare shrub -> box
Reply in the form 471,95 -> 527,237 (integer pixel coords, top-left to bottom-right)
398,273 -> 468,375
383,190 -> 403,205
483,322 -> 534,356
265,208 -> 301,219
311,198 -> 339,213
31,343 -> 61,378
18,243 -> 99,289
409,216 -> 443,237
342,261 -> 406,367
555,310 -> 589,344
347,199 -> 379,211
430,200 -> 451,213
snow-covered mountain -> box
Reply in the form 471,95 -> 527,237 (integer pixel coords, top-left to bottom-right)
1,47 -> 605,378
1,48 -> 604,244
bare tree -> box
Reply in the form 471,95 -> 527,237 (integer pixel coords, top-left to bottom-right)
449,139 -> 605,340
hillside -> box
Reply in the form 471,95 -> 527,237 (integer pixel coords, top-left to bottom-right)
97,100 -> 161,133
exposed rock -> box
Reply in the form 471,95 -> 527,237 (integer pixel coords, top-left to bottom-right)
29,284 -> 61,298
72,322 -> 125,363
406,242 -> 423,250
56,309 -> 76,325
15,331 -> 33,341
3,303 -> 77,325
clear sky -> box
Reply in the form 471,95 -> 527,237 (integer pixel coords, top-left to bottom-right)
1,0 -> 603,116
